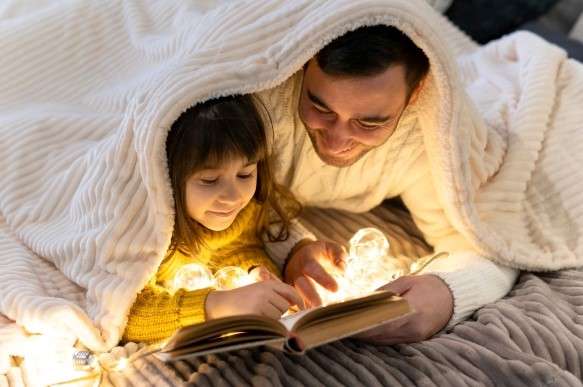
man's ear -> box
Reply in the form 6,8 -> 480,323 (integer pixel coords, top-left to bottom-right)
407,75 -> 426,105
303,58 -> 315,72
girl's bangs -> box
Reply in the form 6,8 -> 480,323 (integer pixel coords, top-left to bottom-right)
193,115 -> 266,169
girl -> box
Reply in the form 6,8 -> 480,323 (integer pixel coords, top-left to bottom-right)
123,95 -> 303,344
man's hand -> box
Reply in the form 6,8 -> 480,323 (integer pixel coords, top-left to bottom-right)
284,240 -> 347,308
353,274 -> 454,344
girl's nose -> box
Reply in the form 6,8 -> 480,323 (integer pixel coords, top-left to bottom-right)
218,181 -> 242,204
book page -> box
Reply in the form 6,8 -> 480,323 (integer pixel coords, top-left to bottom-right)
156,335 -> 286,361
282,290 -> 412,352
162,315 -> 289,355
279,308 -> 311,331
282,289 -> 396,331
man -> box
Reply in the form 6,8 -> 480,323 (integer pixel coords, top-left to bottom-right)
260,25 -> 519,344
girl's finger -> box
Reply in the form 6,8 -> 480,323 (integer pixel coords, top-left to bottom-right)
272,282 -> 304,308
269,293 -> 291,314
262,303 -> 284,320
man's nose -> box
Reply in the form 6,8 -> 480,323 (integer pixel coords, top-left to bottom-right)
324,120 -> 353,149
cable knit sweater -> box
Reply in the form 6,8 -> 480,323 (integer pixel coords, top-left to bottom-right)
123,201 -> 280,344
257,73 -> 518,326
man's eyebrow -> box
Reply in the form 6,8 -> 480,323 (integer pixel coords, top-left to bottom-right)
307,90 -> 331,110
356,114 -> 393,124
308,89 -> 394,124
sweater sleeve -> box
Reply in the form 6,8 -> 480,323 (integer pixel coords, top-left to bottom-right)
263,219 -> 316,270
398,155 -> 519,327
123,281 -> 213,344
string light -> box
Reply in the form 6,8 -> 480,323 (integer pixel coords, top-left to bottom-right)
312,227 -> 406,305
23,256 -> 286,383
11,335 -> 102,386
214,266 -> 254,290
71,350 -> 98,371
172,263 -> 256,293
112,357 -> 129,372
170,228 -> 406,306
20,228 -> 436,384
172,263 -> 216,292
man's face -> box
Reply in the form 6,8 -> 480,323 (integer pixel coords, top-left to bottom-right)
299,59 -> 411,167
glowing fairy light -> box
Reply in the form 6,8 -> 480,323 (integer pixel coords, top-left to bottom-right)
214,266 -> 254,290
169,229 -> 405,308
313,227 -> 406,306
345,227 -> 405,289
172,263 -> 216,292
349,227 -> 390,261
172,263 -> 256,293
112,357 -> 129,372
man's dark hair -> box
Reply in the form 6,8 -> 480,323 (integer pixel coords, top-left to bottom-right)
316,25 -> 430,94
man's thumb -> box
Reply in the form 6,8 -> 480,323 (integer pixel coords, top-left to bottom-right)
378,275 -> 414,296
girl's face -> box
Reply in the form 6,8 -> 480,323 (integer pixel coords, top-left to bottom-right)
185,156 -> 258,231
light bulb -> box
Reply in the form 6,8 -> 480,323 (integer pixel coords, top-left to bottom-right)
214,266 -> 254,290
113,357 -> 129,372
349,227 -> 390,261
311,227 -> 406,306
172,263 -> 215,292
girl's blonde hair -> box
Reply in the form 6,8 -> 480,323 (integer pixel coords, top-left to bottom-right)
165,95 -> 300,259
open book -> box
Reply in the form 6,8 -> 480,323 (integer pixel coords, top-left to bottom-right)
153,289 -> 412,361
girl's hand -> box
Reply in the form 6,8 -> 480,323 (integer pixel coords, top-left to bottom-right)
205,280 -> 303,320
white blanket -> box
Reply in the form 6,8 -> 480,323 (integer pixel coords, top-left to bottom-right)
0,0 -> 582,365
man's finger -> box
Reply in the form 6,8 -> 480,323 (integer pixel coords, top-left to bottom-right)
326,242 -> 347,271
295,275 -> 322,308
352,312 -> 411,339
304,260 -> 338,291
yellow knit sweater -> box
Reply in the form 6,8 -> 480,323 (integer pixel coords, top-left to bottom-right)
123,200 -> 280,344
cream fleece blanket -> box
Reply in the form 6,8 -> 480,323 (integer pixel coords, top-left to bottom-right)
0,0 -> 582,363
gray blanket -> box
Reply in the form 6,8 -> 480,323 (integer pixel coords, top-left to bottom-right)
98,205 -> 583,386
